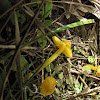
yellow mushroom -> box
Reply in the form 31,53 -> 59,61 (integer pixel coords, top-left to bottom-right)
85,64 -> 97,71
52,36 -> 72,57
83,64 -> 100,76
97,65 -> 100,74
33,36 -> 72,73
41,76 -> 56,96
96,66 -> 100,77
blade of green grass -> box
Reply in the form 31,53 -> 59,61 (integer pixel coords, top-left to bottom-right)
23,19 -> 94,47
24,50 -> 52,86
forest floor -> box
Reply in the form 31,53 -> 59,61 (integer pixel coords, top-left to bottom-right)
0,0 -> 100,100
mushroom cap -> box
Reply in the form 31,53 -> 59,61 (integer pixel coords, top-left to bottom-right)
41,76 -> 56,96
97,65 -> 100,73
52,36 -> 72,57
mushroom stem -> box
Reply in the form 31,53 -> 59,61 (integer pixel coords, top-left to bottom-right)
34,44 -> 66,73
33,36 -> 72,74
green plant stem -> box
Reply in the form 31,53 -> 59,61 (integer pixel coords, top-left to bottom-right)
23,19 -> 94,47
80,74 -> 86,91
24,50 -> 52,86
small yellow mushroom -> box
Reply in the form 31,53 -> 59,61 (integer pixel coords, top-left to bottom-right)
52,36 -> 72,57
97,65 -> 100,74
84,64 -> 100,77
33,36 -> 72,74
41,76 -> 56,96
96,66 -> 100,77
85,64 -> 97,71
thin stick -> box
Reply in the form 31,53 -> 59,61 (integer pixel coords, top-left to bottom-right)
14,10 -> 23,100
68,86 -> 100,99
0,45 -> 37,50
52,1 -> 94,8
0,12 -> 13,34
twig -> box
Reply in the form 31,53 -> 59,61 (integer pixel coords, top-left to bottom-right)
68,86 -> 100,99
0,45 -> 37,50
77,69 -> 100,81
67,58 -> 100,81
0,12 -> 13,34
14,10 -> 23,100
52,1 -> 94,8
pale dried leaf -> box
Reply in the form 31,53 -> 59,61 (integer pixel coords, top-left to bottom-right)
77,6 -> 88,13
77,0 -> 82,3
89,0 -> 100,19
92,8 -> 100,19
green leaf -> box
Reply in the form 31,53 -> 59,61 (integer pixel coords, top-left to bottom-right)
45,20 -> 52,26
74,87 -> 80,93
56,79 -> 64,89
45,63 -> 54,72
10,10 -> 26,25
11,55 -> 28,71
37,30 -> 47,47
74,81 -> 80,88
45,73 -> 48,78
77,49 -> 86,56
66,74 -> 74,85
0,68 -> 6,91
58,72 -> 63,79
82,65 -> 91,74
42,0 -> 53,18
88,56 -> 96,63
56,79 -> 63,87
67,64 -> 71,70
66,77 -> 70,84
20,56 -> 28,68
54,68 -> 60,75
55,88 -> 60,94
